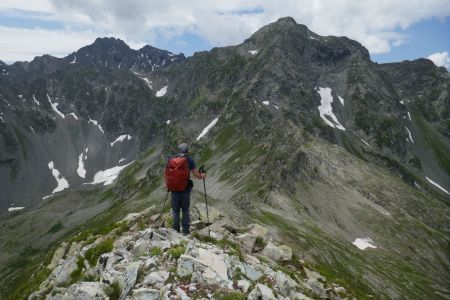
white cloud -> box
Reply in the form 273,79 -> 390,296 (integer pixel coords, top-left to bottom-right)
428,51 -> 450,69
1,0 -> 450,62
0,26 -> 96,62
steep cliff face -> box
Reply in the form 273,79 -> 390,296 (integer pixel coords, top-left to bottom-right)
1,17 -> 449,300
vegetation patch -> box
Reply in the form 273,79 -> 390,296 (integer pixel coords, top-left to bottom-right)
150,246 -> 163,256
69,256 -> 85,283
47,221 -> 64,234
104,280 -> 122,300
168,244 -> 186,259
85,239 -> 113,266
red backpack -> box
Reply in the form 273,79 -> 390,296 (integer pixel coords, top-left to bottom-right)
165,156 -> 190,192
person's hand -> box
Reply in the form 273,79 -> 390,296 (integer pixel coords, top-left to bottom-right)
201,173 -> 207,179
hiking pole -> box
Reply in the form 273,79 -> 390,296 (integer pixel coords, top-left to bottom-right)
199,165 -> 210,236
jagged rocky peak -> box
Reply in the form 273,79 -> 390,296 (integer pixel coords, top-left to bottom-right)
243,16 -> 370,62
29,204 -> 349,299
70,37 -> 185,71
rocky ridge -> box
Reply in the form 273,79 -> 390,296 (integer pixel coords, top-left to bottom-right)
30,205 -> 350,300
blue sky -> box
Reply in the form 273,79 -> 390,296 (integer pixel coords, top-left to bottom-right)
0,1 -> 449,69
372,17 -> 450,64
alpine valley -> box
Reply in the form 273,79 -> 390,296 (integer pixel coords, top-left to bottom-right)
0,17 -> 449,299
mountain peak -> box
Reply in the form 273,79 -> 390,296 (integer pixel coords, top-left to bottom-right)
274,16 -> 297,25
88,37 -> 131,52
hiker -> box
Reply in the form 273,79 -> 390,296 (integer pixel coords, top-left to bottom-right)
165,143 -> 206,235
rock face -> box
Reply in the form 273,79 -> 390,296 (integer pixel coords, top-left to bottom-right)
28,209 -> 349,300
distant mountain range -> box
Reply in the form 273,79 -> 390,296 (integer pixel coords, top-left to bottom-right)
0,17 -> 449,299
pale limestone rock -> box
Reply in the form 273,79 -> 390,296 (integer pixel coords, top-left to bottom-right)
307,278 -> 327,299
143,271 -> 169,287
123,213 -> 141,223
248,283 -> 276,300
132,288 -> 160,300
237,279 -> 251,292
274,270 -> 298,297
176,287 -> 190,300
63,282 -> 107,300
278,245 -> 292,261
47,242 -> 67,270
48,256 -> 78,286
248,223 -> 269,240
177,255 -> 195,277
261,242 -> 283,261
236,233 -> 256,252
304,267 -> 325,282
132,239 -> 149,257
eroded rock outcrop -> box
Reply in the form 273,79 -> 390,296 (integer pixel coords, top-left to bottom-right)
29,208 -> 349,300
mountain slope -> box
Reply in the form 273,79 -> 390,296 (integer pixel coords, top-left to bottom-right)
0,17 -> 449,300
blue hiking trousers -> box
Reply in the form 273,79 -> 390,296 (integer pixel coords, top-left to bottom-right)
171,191 -> 190,234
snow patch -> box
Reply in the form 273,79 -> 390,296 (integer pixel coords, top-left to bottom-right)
156,85 -> 168,97
407,111 -> 411,121
33,94 -> 40,105
141,77 -> 153,90
29,126 -> 35,133
273,104 -> 279,110
353,238 -> 377,250
248,50 -> 259,55
118,158 -> 126,163
197,117 -> 219,141
426,177 -> 450,195
0,116 -> 5,123
90,162 -> 133,185
338,96 -> 344,106
405,127 -> 414,143
47,94 -> 65,118
88,117 -> 104,134
166,120 -> 171,125
360,139 -> 371,147
262,101 -> 269,105
70,55 -> 76,64
77,148 -> 88,178
68,112 -> 79,120
8,206 -> 25,212
110,134 -> 132,147
399,99 -> 404,105
48,161 -> 69,194
317,87 -> 346,130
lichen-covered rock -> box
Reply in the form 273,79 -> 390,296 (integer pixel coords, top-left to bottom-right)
274,270 -> 298,297
278,245 -> 292,261
236,233 -> 257,252
143,271 -> 169,287
132,288 -> 160,300
237,279 -> 251,292
132,238 -> 149,257
247,223 -> 269,241
307,278 -> 327,299
47,242 -> 67,270
48,255 -> 78,286
177,254 -> 195,277
63,282 -> 107,300
30,211 -> 339,300
261,242 -> 284,261
248,283 -> 276,300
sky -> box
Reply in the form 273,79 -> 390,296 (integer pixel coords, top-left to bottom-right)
0,0 -> 449,70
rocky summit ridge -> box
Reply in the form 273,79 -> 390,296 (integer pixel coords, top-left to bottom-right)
29,205 -> 348,300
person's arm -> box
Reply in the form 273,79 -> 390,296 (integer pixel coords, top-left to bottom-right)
192,168 -> 206,179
